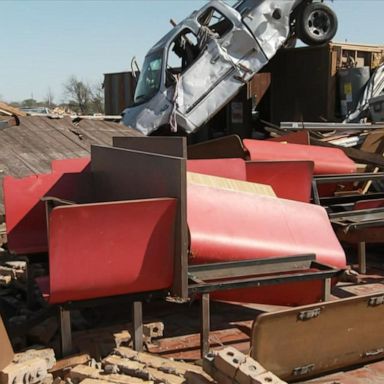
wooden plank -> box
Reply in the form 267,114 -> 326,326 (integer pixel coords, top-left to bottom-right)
0,315 -> 14,371
0,102 -> 26,117
49,353 -> 90,377
113,137 -> 187,158
187,172 -> 276,197
147,328 -> 250,360
188,135 -> 248,160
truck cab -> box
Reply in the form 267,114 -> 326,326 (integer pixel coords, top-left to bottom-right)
122,0 -> 337,135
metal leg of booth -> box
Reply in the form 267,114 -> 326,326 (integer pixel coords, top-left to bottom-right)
132,301 -> 143,352
200,293 -> 210,358
358,241 -> 367,274
59,307 -> 72,357
323,277 -> 332,302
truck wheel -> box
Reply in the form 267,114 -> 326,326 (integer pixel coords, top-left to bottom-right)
298,3 -> 338,46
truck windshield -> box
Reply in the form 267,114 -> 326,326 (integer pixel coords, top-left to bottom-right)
134,52 -> 163,104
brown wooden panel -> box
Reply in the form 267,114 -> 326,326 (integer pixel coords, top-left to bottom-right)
90,145 -> 188,298
247,72 -> 271,103
188,135 -> 249,160
251,293 -> 384,381
113,136 -> 187,158
0,315 -> 14,370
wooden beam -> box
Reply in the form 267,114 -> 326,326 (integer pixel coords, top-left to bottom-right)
0,102 -> 27,117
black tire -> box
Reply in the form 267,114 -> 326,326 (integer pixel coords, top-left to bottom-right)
297,3 -> 338,46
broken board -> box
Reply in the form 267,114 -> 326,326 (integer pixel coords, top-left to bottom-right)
187,172 -> 276,197
0,315 -> 14,370
251,293 -> 384,381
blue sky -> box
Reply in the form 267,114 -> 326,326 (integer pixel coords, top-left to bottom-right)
1,0 -> 383,103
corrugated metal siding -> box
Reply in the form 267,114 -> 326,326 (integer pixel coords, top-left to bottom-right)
0,116 -> 142,216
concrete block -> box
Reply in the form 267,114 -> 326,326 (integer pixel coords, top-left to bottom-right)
251,371 -> 287,384
235,356 -> 266,384
143,322 -> 164,340
14,348 -> 56,370
214,347 -> 246,378
0,357 -> 48,384
69,364 -> 151,384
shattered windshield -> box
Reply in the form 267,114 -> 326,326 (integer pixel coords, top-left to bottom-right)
134,51 -> 163,104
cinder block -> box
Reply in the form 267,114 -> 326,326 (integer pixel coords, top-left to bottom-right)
69,364 -> 151,384
214,347 -> 246,378
113,330 -> 131,347
14,348 -> 56,370
143,322 -> 164,340
0,357 -> 48,384
235,356 -> 266,384
0,276 -> 11,287
251,371 -> 287,384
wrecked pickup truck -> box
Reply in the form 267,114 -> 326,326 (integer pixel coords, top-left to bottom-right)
122,0 -> 338,135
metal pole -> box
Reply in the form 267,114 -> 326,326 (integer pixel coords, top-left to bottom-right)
358,241 -> 367,274
59,307 -> 72,357
322,278 -> 332,302
132,301 -> 143,352
200,293 -> 210,358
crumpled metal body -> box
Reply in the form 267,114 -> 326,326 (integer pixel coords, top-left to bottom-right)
122,0 -> 301,135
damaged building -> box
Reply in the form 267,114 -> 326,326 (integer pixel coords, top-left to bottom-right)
2,1 -> 384,384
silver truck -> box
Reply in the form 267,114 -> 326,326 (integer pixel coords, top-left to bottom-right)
122,0 -> 337,135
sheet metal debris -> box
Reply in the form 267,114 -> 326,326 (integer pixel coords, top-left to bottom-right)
346,63 -> 384,123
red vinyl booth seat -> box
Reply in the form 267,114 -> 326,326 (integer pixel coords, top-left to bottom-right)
187,158 -> 314,203
187,183 -> 346,305
4,158 -> 91,254
37,198 -> 177,304
243,139 -> 356,175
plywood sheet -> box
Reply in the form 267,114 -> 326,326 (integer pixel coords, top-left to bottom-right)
187,172 -> 276,197
251,293 -> 384,381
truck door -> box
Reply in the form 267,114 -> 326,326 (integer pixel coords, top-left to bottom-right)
238,0 -> 299,59
176,5 -> 257,120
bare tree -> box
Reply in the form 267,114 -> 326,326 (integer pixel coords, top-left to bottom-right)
64,76 -> 93,115
63,76 -> 104,115
91,81 -> 105,114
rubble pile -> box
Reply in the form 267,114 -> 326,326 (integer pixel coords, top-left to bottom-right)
0,7 -> 383,379
0,345 -> 287,384
0,261 -> 27,287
